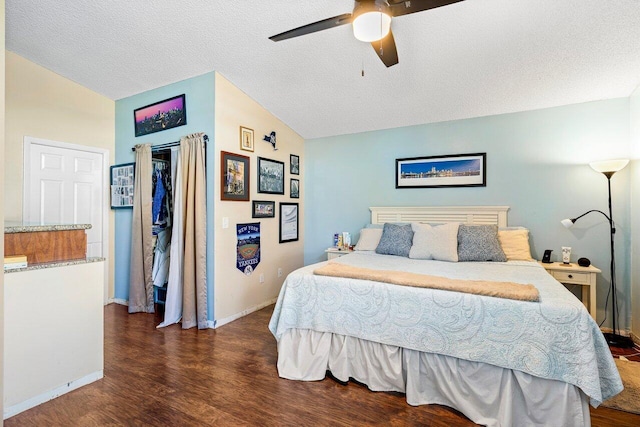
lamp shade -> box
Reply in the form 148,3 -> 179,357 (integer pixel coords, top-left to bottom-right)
561,218 -> 574,228
589,159 -> 629,174
352,1 -> 391,42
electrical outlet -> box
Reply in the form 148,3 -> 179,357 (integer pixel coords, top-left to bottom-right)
277,268 -> 283,278
259,273 -> 265,283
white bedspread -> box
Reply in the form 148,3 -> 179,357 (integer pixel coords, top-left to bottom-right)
269,252 -> 622,406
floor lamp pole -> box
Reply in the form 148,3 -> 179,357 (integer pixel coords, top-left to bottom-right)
602,172 -> 633,348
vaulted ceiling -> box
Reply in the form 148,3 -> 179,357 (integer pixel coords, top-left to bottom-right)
6,0 -> 640,139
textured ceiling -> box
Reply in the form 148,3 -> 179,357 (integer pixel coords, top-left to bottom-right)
6,0 -> 640,139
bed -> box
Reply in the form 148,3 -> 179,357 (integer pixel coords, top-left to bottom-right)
269,206 -> 622,427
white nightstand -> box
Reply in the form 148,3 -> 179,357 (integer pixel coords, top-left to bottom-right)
325,248 -> 354,260
540,262 -> 601,320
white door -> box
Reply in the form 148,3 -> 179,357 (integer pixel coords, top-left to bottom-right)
24,138 -> 106,258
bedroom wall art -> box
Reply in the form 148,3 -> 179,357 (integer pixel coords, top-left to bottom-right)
279,202 -> 299,243
290,154 -> 300,175
221,151 -> 250,201
110,162 -> 135,208
252,200 -> 275,218
134,94 -> 187,137
240,126 -> 254,152
290,179 -> 299,199
236,222 -> 260,275
263,131 -> 277,150
258,157 -> 285,194
396,152 -> 486,188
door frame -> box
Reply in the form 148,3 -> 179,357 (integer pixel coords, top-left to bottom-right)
23,136 -> 110,303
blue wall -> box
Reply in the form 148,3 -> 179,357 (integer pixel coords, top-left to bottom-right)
114,72 -> 216,321
304,98 -> 632,328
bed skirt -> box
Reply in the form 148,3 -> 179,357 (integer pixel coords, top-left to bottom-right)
277,329 -> 590,427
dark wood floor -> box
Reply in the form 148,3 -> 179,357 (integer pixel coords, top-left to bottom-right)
6,304 -> 640,426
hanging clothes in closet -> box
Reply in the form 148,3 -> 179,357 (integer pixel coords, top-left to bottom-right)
152,159 -> 172,236
151,159 -> 172,292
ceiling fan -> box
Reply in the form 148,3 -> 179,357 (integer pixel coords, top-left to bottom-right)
269,0 -> 465,68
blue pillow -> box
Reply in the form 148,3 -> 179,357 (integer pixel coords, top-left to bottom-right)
457,224 -> 507,262
375,223 -> 414,257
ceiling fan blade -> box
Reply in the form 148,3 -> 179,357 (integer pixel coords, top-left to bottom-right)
269,13 -> 353,42
389,0 -> 465,17
371,30 -> 399,67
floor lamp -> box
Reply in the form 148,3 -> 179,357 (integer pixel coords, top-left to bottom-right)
561,159 -> 633,348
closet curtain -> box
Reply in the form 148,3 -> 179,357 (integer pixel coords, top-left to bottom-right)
128,143 -> 154,313
158,148 -> 184,328
158,133 -> 208,329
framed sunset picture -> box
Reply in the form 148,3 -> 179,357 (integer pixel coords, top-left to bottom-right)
134,94 -> 187,137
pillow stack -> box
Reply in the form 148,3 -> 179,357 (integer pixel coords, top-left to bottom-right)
354,222 -> 532,263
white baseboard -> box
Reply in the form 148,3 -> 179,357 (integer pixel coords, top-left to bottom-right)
4,370 -> 104,420
213,297 -> 277,329
106,298 -> 274,330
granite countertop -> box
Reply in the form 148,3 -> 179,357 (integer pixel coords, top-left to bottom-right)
4,222 -> 92,234
3,256 -> 105,273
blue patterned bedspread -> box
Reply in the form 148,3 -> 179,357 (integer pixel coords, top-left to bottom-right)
269,252 -> 622,406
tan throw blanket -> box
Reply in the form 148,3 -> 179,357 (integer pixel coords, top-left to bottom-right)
314,263 -> 540,302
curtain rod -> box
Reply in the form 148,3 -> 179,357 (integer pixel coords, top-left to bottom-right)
131,134 -> 209,152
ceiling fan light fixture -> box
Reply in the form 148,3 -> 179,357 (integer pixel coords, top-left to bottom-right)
352,1 -> 391,42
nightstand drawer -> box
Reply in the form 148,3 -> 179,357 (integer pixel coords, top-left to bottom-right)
551,270 -> 589,284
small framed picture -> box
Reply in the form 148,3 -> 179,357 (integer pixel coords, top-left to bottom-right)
221,151 -> 250,201
258,157 -> 285,194
279,202 -> 299,243
252,200 -> 275,218
240,126 -> 254,152
110,163 -> 135,208
290,178 -> 299,199
290,154 -> 300,175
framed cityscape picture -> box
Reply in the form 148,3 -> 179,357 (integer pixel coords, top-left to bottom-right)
395,153 -> 486,189
133,94 -> 186,137
221,151 -> 250,201
258,157 -> 285,195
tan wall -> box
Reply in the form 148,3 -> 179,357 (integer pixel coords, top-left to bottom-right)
214,73 -> 304,322
630,84 -> 640,337
4,261 -> 104,416
1,1 -> 6,423
5,51 -> 116,298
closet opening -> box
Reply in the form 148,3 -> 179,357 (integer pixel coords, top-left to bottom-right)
151,148 -> 174,316
129,133 -> 209,329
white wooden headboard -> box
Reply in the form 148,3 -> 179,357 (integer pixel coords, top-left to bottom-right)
370,206 -> 510,227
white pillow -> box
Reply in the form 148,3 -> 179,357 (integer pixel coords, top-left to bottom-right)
498,229 -> 533,261
409,223 -> 459,262
355,228 -> 383,251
